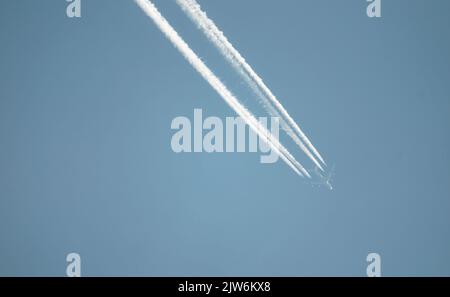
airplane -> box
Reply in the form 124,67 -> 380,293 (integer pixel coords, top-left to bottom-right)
311,164 -> 335,191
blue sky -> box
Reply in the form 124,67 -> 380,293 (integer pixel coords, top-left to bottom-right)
0,0 -> 449,276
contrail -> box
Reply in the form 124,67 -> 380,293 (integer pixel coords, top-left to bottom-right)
176,0 -> 326,170
134,0 -> 310,177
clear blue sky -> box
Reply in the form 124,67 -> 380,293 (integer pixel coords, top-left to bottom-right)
1,0 -> 449,276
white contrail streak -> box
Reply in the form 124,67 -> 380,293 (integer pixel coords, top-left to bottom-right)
134,0 -> 310,177
176,0 -> 326,170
